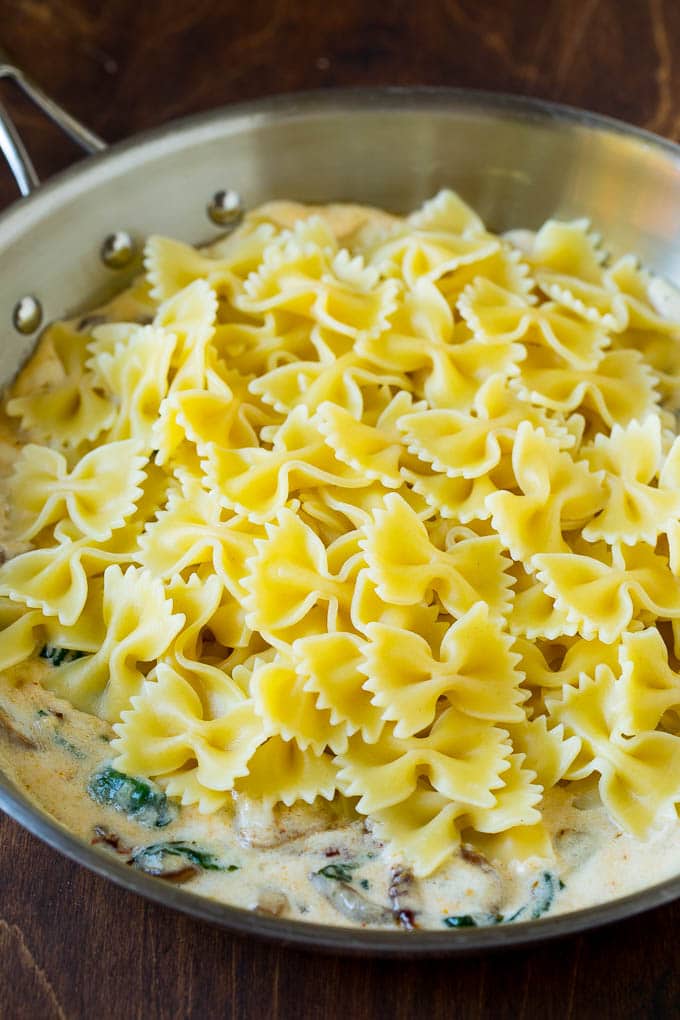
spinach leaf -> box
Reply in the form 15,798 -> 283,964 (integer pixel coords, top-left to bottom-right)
131,841 -> 234,877
87,765 -> 176,828
443,913 -> 503,929
40,645 -> 85,667
505,871 -> 563,923
54,733 -> 86,760
316,862 -> 357,883
444,915 -> 476,928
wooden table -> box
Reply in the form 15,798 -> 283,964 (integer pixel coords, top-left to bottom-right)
1,1 -> 679,1016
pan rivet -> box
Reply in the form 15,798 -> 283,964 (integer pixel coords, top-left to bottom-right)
101,231 -> 136,269
12,295 -> 43,334
207,189 -> 243,227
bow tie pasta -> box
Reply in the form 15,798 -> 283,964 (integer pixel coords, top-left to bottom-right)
3,189 -> 680,929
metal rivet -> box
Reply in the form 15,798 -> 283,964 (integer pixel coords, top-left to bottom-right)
100,231 -> 136,269
12,295 -> 42,334
207,189 -> 243,227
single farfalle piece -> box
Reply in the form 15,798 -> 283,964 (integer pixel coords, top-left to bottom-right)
459,277 -> 610,371
361,603 -> 526,738
506,715 -> 581,791
6,320 -> 115,449
528,219 -> 628,331
440,238 -> 535,306
465,821 -> 554,868
164,573 -> 249,709
487,422 -> 605,562
234,736 -> 338,808
403,462 -> 507,524
153,279 -> 217,393
507,562 -> 578,641
0,591 -> 104,673
357,277 -> 524,410
250,654 -> 347,754
144,223 -> 277,301
336,709 -> 511,815
513,347 -> 660,428
88,323 -> 176,447
463,753 -> 542,837
138,482 -> 258,602
248,352 -> 409,418
606,255 -> 680,333
581,418 -> 680,546
111,662 -> 265,812
360,492 -> 514,619
9,439 -> 147,542
0,601 -> 46,672
612,325 -> 680,409
314,478 -> 425,533
202,405 -> 364,523
316,393 -> 415,489
243,509 -> 356,646
617,627 -> 680,734
370,784 -> 469,876
529,218 -> 605,283
292,631 -> 384,744
154,365 -> 269,468
514,634 -> 620,692
99,460 -> 172,557
213,309 -> 315,377
534,542 -> 680,644
298,490 -> 357,546
398,373 -> 571,481
350,567 -> 447,649
548,665 -> 680,836
407,189 -> 487,236
0,521 -> 129,627
43,564 -> 185,721
367,192 -> 499,288
236,217 -> 400,342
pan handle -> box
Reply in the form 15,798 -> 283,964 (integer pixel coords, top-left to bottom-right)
0,53 -> 106,197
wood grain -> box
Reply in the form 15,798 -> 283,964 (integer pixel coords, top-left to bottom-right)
1,1 -> 680,1016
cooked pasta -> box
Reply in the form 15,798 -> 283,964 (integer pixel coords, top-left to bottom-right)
2,190 -> 680,920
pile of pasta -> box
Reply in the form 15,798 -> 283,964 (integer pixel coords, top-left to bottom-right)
2,190 -> 680,876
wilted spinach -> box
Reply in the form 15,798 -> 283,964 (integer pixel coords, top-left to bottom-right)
87,765 -> 176,828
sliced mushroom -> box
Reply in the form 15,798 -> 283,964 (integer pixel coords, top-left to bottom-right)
251,889 -> 289,917
130,845 -> 201,884
234,796 -> 335,848
310,873 -> 394,926
91,826 -> 132,856
0,707 -> 37,748
554,827 -> 600,871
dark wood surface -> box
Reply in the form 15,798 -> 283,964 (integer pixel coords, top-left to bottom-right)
1,1 -> 679,1016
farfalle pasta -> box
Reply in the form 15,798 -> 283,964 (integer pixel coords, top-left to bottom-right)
2,191 -> 680,930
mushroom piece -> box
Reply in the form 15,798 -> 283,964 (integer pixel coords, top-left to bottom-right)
310,873 -> 394,926
234,796 -> 335,848
0,707 -> 37,748
251,889 -> 289,917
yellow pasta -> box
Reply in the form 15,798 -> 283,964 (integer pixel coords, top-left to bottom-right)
3,189 -> 680,881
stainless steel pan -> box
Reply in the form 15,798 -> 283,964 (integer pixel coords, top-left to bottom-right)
1,64 -> 680,954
